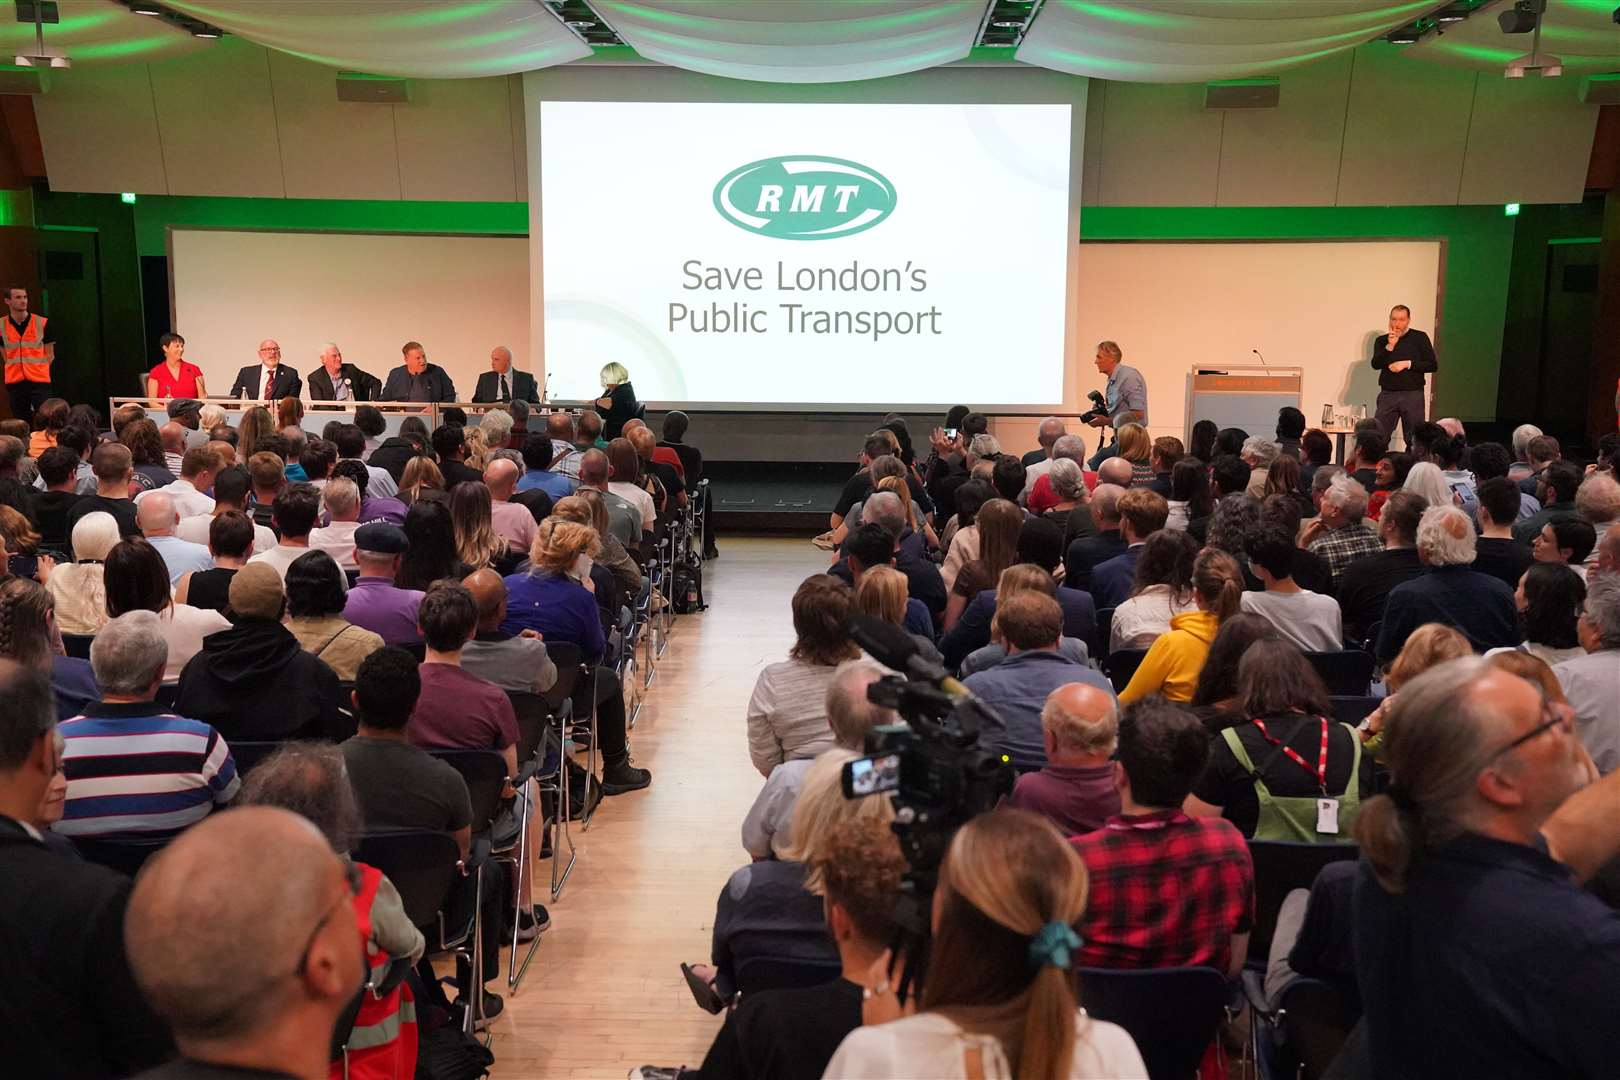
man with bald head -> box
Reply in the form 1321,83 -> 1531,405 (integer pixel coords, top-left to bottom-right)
1020,417 -> 1069,504
473,344 -> 538,404
137,490 -> 214,586
159,421 -> 188,476
1008,681 -> 1122,835
306,342 -> 379,402
460,568 -> 556,694
124,806 -> 365,1080
1071,697 -> 1252,977
0,659 -> 174,1078
546,411 -> 584,479
229,339 -> 301,401
578,447 -> 641,546
1063,482 -> 1128,590
483,457 -> 537,553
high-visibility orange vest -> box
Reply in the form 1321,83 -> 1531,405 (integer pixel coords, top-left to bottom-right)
332,861 -> 419,1080
2,313 -> 49,384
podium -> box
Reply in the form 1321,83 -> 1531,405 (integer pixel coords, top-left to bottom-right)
1184,367 -> 1303,445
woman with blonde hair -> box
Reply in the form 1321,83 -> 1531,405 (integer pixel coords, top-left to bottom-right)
235,405 -> 275,458
48,511 -> 119,636
552,491 -> 641,600
876,473 -> 939,550
826,808 -> 1145,1079
1120,549 -> 1243,704
943,498 -> 1022,632
462,424 -> 494,473
857,565 -> 943,665
398,455 -> 446,506
449,480 -> 508,572
1360,623 -> 1471,756
594,361 -> 641,440
1114,422 -> 1154,486
502,516 -> 651,794
0,576 -> 99,719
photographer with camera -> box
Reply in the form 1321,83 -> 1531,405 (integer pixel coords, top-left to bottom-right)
1084,341 -> 1148,471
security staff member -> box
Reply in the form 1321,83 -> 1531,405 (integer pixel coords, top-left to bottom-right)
2,285 -> 54,424
1371,304 -> 1437,447
1086,339 -> 1148,469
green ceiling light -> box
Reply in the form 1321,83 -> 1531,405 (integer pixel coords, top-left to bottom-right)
120,192 -> 136,204
1504,203 -> 1521,216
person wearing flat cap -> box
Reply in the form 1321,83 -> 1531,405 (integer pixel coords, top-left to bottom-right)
173,563 -> 347,744
166,397 -> 210,450
341,522 -> 426,647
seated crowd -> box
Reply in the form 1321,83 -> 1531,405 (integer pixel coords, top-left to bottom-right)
0,391 -> 710,1075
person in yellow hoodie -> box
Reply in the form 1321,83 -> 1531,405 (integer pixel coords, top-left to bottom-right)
1120,550 -> 1244,704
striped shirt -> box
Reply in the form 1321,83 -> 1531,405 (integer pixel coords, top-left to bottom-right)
745,658 -> 840,776
57,702 -> 240,842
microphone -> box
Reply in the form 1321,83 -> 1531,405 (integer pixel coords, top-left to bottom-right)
1252,349 -> 1271,372
847,614 -> 974,699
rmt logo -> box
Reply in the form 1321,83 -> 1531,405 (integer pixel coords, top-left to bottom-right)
713,156 -> 896,241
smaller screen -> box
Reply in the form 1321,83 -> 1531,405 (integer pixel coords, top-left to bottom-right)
845,752 -> 903,798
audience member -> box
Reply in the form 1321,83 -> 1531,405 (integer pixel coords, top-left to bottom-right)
65,442 -> 139,537
519,432 -> 577,499
448,480 -> 510,573
853,563 -> 939,662
1514,459 -> 1581,544
1007,682 -> 1121,835
175,464 -> 275,555
1187,613 -> 1278,727
1302,473 -> 1380,586
135,491 -> 213,587
1575,472 -> 1620,567
175,510 -> 253,614
1377,505 -> 1520,662
459,567 -> 558,695
1073,699 -> 1251,976
947,563 -> 1093,675
1553,573 -> 1620,773
1336,490 -> 1427,644
57,611 -> 239,843
577,447 -> 641,547
1532,516 -> 1596,577
1120,550 -> 1243,704
406,580 -> 521,781
1352,658 -> 1617,1078
48,510 -> 118,635
244,450 -> 285,532
1168,456 -> 1214,535
306,475 -> 361,571
1025,433 -> 1089,517
1240,522 -> 1343,651
0,659 -> 175,1079
1473,475 -> 1536,587
939,477 -> 991,589
747,575 -> 860,776
1062,483 -> 1127,591
1090,488 -> 1169,611
1188,639 -> 1371,840
106,537 -> 230,681
484,456 -> 539,554
248,483 -> 321,580
825,809 -> 1145,1078
1203,491 -> 1260,559
943,498 -> 1021,632
284,549 -> 384,681
1512,563 -> 1586,668
30,444 -> 81,551
134,445 -> 218,521
1366,450 -> 1413,521
343,523 -> 425,646
1108,529 -> 1198,651
0,577 -> 95,719
961,592 -> 1114,772
1241,435 -> 1279,498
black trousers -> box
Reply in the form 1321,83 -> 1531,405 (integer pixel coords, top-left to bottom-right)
1375,389 -> 1426,448
591,666 -> 629,761
6,381 -> 49,425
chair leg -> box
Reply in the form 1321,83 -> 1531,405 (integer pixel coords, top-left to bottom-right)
460,866 -> 485,1037
506,780 -> 543,993
549,738 -> 577,902
580,674 -> 601,831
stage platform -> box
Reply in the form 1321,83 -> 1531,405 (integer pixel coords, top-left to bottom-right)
705,461 -> 851,535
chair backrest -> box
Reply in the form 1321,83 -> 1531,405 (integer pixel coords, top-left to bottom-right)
60,633 -> 93,659
226,740 -> 283,778
1078,965 -> 1229,1080
733,955 -> 844,996
1094,606 -> 1117,659
1304,650 -> 1375,696
1105,649 -> 1148,693
399,641 -> 427,663
352,829 -> 460,929
70,836 -> 167,878
1246,840 -> 1360,963
425,748 -> 508,834
1279,976 -> 1360,1080
1328,695 -> 1381,728
542,641 -> 581,708
506,692 -> 549,765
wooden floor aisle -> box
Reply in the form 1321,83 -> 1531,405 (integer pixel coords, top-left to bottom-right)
486,536 -> 830,1078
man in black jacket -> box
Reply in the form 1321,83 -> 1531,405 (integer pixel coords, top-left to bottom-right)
1335,490 -> 1428,645
380,340 -> 457,402
0,660 -> 174,1078
471,345 -> 538,403
306,342 -> 380,402
1064,483 -> 1128,591
1370,304 -> 1436,447
366,415 -> 429,483
226,339 -> 302,401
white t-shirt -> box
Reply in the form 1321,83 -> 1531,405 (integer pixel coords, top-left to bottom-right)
1110,585 -> 1199,652
159,603 -> 231,683
824,1010 -> 1147,1080
248,542 -> 313,581
1240,589 -> 1343,652
176,512 -> 276,556
609,480 -> 656,530
309,520 -> 361,571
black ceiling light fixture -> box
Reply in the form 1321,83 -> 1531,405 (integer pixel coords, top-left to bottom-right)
1383,0 -> 1488,46
975,0 -> 1046,48
1498,0 -> 1546,34
115,1 -> 223,41
542,0 -> 624,47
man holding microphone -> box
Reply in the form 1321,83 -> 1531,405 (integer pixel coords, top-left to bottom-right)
1371,304 -> 1436,447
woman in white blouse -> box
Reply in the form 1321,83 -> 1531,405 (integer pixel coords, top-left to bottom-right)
1109,530 -> 1200,653
104,537 -> 229,682
824,809 -> 1147,1080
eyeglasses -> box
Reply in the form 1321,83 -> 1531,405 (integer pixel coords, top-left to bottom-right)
292,858 -> 363,977
259,346 -> 281,355
1489,696 -> 1572,761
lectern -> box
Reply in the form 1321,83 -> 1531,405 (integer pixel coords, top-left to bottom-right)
1184,367 -> 1303,445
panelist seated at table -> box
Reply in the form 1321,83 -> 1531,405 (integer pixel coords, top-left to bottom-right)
380,340 -> 456,402
306,342 -> 381,402
471,345 -> 538,404
227,339 -> 302,401
146,332 -> 207,400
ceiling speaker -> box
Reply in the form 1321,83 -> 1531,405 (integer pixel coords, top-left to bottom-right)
336,73 -> 409,104
1578,73 -> 1620,106
1205,78 -> 1280,110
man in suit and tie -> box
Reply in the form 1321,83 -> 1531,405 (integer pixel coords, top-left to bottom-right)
227,339 -> 302,401
380,340 -> 456,402
306,342 -> 381,402
472,345 -> 538,404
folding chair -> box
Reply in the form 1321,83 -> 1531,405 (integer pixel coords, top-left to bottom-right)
1078,965 -> 1232,1080
1305,650 -> 1376,696
352,829 -> 484,1036
1328,695 -> 1381,728
1093,607 -> 1117,661
503,690 -> 554,992
1104,649 -> 1149,693
1246,840 -> 1360,964
536,642 -> 589,890
1241,971 -> 1360,1080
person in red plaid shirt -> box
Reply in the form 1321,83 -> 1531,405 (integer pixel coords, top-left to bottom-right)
1071,698 -> 1253,977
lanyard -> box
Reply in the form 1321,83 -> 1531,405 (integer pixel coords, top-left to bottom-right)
1252,716 -> 1330,793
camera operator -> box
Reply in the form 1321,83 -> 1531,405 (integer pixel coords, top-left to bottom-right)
1086,341 -> 1148,470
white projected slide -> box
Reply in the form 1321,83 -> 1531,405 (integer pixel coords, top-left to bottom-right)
538,101 -> 1073,410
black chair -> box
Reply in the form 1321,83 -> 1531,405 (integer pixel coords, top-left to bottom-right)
60,633 -> 93,659
502,690 -> 556,992
1104,648 -> 1148,693
1093,606 -> 1117,660
399,641 -> 427,663
1242,971 -> 1360,1080
152,683 -> 179,709
529,645 -> 585,903
1328,695 -> 1381,728
352,829 -> 483,1035
1304,650 -> 1375,696
1246,840 -> 1359,964
733,955 -> 843,996
1079,965 -> 1231,1080
426,749 -> 509,837
226,740 -> 283,777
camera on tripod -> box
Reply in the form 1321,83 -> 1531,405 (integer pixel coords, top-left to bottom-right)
1077,389 -> 1109,426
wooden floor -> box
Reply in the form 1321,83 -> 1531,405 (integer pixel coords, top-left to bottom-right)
485,536 -> 830,1078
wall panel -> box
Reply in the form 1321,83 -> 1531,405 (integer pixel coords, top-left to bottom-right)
148,38 -> 283,197
1095,80 -> 1222,207
393,76 -> 519,202
1337,46 -> 1477,206
1216,51 -> 1353,207
267,51 -> 401,201
1459,74 -> 1601,205
32,64 -> 168,195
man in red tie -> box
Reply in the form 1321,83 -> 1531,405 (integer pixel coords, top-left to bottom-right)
228,339 -> 302,401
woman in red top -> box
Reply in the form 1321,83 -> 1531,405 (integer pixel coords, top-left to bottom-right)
146,331 -> 206,400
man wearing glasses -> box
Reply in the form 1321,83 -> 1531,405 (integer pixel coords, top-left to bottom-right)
1552,573 -> 1620,775
123,805 -> 367,1080
228,339 -> 303,401
1351,657 -> 1620,1080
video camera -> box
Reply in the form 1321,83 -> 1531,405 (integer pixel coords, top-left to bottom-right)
1077,388 -> 1109,426
841,615 -> 1015,1001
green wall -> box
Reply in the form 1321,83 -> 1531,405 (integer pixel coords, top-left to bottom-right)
119,197 -> 1517,419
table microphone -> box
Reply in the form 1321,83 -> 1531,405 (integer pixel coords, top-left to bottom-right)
1252,349 -> 1271,372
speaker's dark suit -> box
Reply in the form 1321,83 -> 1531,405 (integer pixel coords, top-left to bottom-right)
380,363 -> 457,403
227,364 -> 301,401
472,369 -> 539,404
307,364 -> 381,402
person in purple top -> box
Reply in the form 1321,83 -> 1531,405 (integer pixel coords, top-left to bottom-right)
334,460 -> 406,526
1007,682 -> 1122,836
341,523 -> 424,647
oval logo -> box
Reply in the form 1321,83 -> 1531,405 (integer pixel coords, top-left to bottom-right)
713,156 -> 896,241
